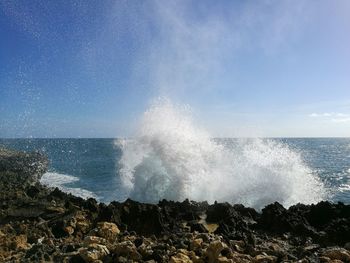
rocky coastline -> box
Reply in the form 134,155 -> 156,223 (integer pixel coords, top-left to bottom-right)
0,148 -> 350,263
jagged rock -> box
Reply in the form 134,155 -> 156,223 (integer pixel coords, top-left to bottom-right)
258,202 -> 320,239
118,199 -> 165,235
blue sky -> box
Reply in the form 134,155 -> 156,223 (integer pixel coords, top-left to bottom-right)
1,0 -> 350,138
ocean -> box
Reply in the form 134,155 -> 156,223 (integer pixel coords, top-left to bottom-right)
1,138 -> 349,209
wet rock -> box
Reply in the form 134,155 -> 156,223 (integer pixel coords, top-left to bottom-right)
258,202 -> 320,238
118,199 -> 164,235
0,148 -> 48,185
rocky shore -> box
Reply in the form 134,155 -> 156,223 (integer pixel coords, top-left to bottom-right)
1,148 -> 350,263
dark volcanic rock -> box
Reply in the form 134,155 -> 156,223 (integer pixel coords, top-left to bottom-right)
257,202 -> 320,238
0,147 -> 48,185
117,199 -> 165,236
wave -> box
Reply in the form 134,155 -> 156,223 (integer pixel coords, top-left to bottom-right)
40,172 -> 98,200
117,99 -> 326,210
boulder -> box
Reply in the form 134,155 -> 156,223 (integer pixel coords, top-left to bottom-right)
96,222 -> 120,242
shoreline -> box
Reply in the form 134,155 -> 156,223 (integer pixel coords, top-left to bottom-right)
1,148 -> 350,262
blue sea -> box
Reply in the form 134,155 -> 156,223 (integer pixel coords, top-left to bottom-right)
1,138 -> 349,208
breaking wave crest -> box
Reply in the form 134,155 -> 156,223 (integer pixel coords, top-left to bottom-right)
117,99 -> 326,209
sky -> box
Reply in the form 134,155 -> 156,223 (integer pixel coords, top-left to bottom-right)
0,0 -> 350,138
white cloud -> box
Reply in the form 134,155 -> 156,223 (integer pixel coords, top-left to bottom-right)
331,118 -> 350,123
309,112 -> 349,118
309,112 -> 350,124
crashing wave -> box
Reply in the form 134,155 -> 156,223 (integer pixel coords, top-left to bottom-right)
117,99 -> 326,209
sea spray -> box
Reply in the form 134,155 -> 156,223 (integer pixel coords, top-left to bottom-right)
117,99 -> 326,209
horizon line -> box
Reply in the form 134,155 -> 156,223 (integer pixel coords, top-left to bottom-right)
1,136 -> 350,140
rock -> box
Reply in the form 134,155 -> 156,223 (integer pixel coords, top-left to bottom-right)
11,234 -> 31,250
345,242 -> 350,250
64,226 -> 75,235
169,252 -> 192,263
83,236 -> 108,246
322,247 -> 350,262
79,244 -> 109,262
230,252 -> 253,263
254,254 -> 277,263
217,256 -> 233,263
112,240 -> 142,261
75,212 -> 91,233
118,199 -> 165,235
191,238 -> 203,250
2,145 -> 350,263
91,222 -> 120,242
0,148 -> 48,185
24,243 -> 59,262
319,256 -> 331,262
205,240 -> 227,263
230,240 -> 245,253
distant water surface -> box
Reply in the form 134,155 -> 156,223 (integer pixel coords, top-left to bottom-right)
0,138 -> 349,206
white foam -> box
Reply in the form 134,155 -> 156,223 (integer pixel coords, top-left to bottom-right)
118,99 -> 326,209
41,172 -> 98,200
339,183 -> 350,192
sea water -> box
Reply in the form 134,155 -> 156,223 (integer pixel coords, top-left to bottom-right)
1,137 -> 349,209
1,104 -> 349,209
